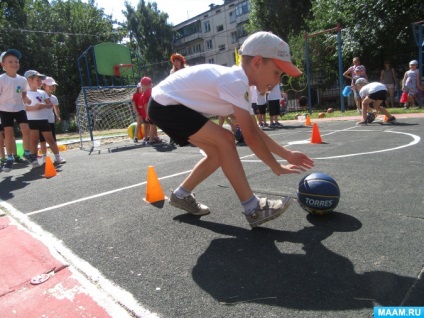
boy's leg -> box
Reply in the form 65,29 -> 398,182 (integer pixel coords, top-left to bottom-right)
186,121 -> 253,202
42,131 -> 66,163
3,126 -> 15,156
134,115 -> 142,142
42,131 -> 59,154
19,123 -> 31,151
375,101 -> 395,121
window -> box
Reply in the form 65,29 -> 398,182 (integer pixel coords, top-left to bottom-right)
216,25 -> 224,32
204,21 -> 211,33
206,40 -> 213,51
236,1 -> 251,16
229,10 -> 236,23
231,31 -> 237,44
193,44 -> 201,53
219,44 -> 225,51
237,24 -> 248,38
208,59 -> 215,64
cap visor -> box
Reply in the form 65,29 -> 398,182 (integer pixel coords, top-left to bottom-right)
272,59 -> 302,77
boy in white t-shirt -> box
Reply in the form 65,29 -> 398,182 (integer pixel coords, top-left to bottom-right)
354,78 -> 397,125
0,49 -> 33,172
149,31 -> 314,227
267,83 -> 283,127
24,70 -> 66,166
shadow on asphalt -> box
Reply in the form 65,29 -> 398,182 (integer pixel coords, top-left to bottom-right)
173,212 -> 419,309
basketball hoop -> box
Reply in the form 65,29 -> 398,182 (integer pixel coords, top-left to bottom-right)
113,63 -> 133,76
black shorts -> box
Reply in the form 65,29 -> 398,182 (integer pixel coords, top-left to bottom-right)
28,119 -> 51,132
257,103 -> 267,115
251,103 -> 258,114
39,123 -> 56,142
148,98 -> 209,146
268,99 -> 280,116
0,110 -> 28,127
368,90 -> 387,101
0,123 -> 3,132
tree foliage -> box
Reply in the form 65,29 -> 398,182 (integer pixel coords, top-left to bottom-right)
308,0 -> 424,61
0,0 -> 125,117
247,0 -> 312,41
123,0 -> 174,82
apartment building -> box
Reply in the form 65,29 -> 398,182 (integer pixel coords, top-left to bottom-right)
172,0 -> 251,66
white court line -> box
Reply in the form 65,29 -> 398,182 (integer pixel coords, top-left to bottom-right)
27,129 -> 420,216
241,130 -> 421,162
27,170 -> 193,216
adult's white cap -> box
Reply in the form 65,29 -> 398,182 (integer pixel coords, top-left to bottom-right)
239,31 -> 302,77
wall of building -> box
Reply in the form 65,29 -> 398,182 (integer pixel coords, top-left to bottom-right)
172,0 -> 250,67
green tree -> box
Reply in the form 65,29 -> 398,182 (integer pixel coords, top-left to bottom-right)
0,0 -> 126,118
123,0 -> 174,82
308,0 -> 424,61
247,0 -> 312,41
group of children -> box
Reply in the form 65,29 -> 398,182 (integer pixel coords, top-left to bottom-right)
252,84 -> 287,128
0,49 -> 65,173
344,57 -> 423,117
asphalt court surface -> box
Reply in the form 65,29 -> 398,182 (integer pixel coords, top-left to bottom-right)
1,115 -> 424,317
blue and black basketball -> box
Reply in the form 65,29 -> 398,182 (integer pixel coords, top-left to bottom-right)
366,112 -> 376,123
234,127 -> 244,143
297,172 -> 340,215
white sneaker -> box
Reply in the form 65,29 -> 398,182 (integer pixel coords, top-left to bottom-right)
54,156 -> 67,164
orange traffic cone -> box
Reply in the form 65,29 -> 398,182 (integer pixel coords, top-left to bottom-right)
310,123 -> 323,144
44,156 -> 57,178
144,166 -> 166,203
305,114 -> 311,126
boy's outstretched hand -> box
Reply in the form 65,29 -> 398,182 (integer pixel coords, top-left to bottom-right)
285,150 -> 315,171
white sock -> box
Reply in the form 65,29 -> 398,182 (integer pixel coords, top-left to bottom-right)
173,186 -> 191,199
242,195 -> 260,215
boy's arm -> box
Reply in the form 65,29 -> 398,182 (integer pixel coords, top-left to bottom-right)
22,92 -> 31,105
234,107 -> 313,175
53,104 -> 61,121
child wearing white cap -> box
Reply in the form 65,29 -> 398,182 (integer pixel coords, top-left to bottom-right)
148,31 -> 314,227
354,78 -> 397,125
0,49 -> 33,172
401,60 -> 423,109
40,76 -> 62,163
24,70 -> 66,166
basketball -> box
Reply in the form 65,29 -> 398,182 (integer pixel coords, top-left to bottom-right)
128,122 -> 144,139
297,172 -> 340,215
318,112 -> 325,118
234,127 -> 244,143
367,112 -> 376,123
327,108 -> 334,113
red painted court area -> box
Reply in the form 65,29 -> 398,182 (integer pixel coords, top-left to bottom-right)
0,216 -> 112,318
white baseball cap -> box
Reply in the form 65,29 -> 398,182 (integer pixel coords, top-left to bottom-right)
42,76 -> 58,86
239,31 -> 302,77
409,60 -> 418,65
355,78 -> 369,85
24,70 -> 46,79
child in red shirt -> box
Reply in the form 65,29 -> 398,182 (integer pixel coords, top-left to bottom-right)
140,77 -> 159,145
